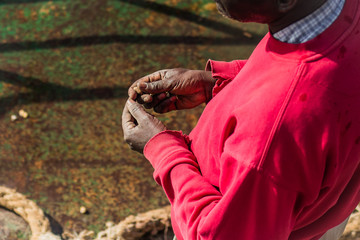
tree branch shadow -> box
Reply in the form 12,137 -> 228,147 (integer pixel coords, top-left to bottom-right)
0,70 -> 128,118
0,35 -> 259,53
0,0 -> 262,52
119,0 -> 246,37
0,1 -> 262,115
0,0 -> 61,4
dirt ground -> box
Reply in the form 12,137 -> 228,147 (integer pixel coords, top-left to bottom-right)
0,0 -> 267,237
0,207 -> 358,240
340,208 -> 360,240
0,0 -> 358,239
0,206 -> 358,240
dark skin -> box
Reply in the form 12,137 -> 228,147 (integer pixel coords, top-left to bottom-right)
128,69 -> 216,113
122,99 -> 166,153
213,0 -> 327,32
269,0 -> 327,33
122,0 -> 328,153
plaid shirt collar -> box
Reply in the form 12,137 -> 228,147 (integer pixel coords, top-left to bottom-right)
273,0 -> 345,44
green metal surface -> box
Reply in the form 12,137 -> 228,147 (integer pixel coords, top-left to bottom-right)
0,0 -> 267,236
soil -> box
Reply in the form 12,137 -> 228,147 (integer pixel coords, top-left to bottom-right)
0,207 -> 358,240
340,210 -> 360,240
0,1 -> 358,239
0,0 -> 266,236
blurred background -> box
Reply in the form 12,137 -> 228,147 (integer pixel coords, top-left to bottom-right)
6,0 -> 352,239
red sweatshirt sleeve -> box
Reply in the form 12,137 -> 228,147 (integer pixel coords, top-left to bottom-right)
205,60 -> 247,97
144,130 -> 298,240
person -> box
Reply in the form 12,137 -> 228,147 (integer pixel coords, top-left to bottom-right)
122,0 -> 360,238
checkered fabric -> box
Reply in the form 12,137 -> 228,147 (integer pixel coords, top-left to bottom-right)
273,0 -> 345,43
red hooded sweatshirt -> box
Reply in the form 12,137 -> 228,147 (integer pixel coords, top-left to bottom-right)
144,0 -> 360,239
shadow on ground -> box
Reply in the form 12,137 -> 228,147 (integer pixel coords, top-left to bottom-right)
0,0 -> 267,238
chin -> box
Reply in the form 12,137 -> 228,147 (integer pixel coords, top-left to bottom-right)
226,11 -> 272,24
